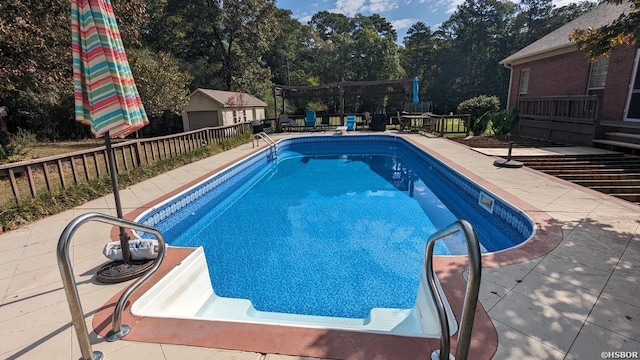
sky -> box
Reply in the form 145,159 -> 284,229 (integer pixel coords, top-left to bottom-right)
277,0 -> 576,45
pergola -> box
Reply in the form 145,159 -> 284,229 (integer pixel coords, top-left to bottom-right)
273,78 -> 414,123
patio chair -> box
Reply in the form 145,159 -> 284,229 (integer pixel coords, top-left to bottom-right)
398,111 -> 410,132
304,110 -> 317,130
346,114 -> 357,131
279,114 -> 299,131
318,113 -> 330,129
363,112 -> 371,128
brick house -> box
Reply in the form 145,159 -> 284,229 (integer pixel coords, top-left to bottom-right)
499,2 -> 639,148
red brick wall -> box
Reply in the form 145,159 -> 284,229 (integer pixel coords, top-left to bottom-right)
508,45 -> 639,122
601,45 -> 637,121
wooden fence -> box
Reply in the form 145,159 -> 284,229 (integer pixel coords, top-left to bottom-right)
517,96 -> 600,146
0,122 -> 251,204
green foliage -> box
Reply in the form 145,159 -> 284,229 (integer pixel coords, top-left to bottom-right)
0,132 -> 252,230
0,0 -> 71,96
430,0 -> 518,112
486,109 -> 520,136
457,95 -> 501,118
128,48 -> 192,116
570,0 -> 638,60
307,12 -> 403,85
149,0 -> 278,92
0,128 -> 37,164
458,95 -> 501,135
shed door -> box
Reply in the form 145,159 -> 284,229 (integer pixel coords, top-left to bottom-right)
188,111 -> 219,129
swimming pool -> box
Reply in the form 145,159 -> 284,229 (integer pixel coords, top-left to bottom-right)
132,135 -> 535,337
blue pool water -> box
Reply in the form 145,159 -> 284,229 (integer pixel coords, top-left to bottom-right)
139,136 -> 534,319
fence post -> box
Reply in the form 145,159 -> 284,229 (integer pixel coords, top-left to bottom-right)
135,140 -> 145,167
465,115 -> 471,137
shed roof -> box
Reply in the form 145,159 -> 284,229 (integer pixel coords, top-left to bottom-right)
500,2 -> 631,65
192,89 -> 267,108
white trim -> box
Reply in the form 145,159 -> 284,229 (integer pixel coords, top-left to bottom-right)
505,63 -> 514,109
624,48 -> 640,122
500,44 -> 577,67
587,56 -> 609,91
519,69 -> 530,95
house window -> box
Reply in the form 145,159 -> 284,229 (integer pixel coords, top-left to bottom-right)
233,111 -> 238,123
519,69 -> 530,95
626,50 -> 640,121
242,110 -> 247,122
588,56 -> 609,90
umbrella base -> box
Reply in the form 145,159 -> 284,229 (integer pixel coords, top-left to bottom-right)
95,259 -> 154,284
493,158 -> 524,168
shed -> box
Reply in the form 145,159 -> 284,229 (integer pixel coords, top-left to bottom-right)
182,89 -> 267,130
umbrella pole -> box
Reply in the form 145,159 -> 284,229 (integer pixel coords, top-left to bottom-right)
105,132 -> 132,262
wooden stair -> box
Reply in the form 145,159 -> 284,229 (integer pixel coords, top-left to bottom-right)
511,153 -> 640,205
593,131 -> 640,153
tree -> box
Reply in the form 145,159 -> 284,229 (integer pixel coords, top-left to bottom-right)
308,13 -> 403,84
350,14 -> 403,81
146,0 -> 277,95
432,0 -> 517,111
309,11 -> 352,42
513,0 -> 555,46
263,9 -> 314,86
570,0 -> 639,59
0,0 -> 71,96
402,22 -> 435,77
401,22 -> 438,105
128,48 -> 192,116
548,1 -> 597,31
0,0 -> 87,140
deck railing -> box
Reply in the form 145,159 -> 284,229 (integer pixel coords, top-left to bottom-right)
0,122 -> 251,204
517,95 -> 600,145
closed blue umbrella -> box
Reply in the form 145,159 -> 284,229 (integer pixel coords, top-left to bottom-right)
412,76 -> 420,104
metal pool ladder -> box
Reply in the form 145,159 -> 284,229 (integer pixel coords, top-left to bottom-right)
253,132 -> 278,159
57,213 -> 167,360
426,219 -> 482,360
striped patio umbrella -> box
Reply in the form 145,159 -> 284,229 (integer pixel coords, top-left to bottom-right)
72,0 -> 148,137
71,0 -> 149,270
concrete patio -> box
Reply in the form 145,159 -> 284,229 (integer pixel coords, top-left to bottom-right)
0,132 -> 638,359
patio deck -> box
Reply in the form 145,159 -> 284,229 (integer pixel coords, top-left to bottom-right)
1,132 -> 638,360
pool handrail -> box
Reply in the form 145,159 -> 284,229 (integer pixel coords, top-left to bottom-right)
252,132 -> 278,160
426,219 -> 482,360
57,212 -> 167,359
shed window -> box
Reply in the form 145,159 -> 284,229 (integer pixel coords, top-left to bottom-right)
519,69 -> 530,95
588,56 -> 609,90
